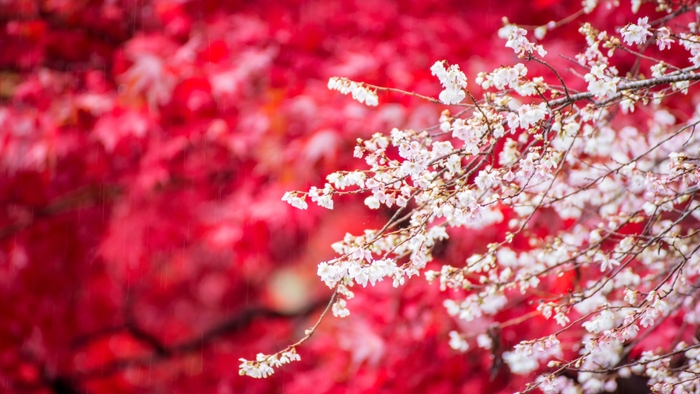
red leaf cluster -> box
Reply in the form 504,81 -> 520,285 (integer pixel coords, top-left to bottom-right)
0,1 -> 671,393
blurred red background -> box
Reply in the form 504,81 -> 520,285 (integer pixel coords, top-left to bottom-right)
0,1 -> 667,393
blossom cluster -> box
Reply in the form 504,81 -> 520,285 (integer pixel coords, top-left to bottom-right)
499,22 -> 547,58
620,16 -> 652,46
251,2 -> 700,393
238,349 -> 301,378
430,60 -> 468,105
327,77 -> 379,106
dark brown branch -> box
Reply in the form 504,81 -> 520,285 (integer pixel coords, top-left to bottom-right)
73,298 -> 331,380
0,184 -> 122,241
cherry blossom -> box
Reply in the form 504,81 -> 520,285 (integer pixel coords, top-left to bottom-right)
620,17 -> 653,46
430,61 -> 468,105
9,0 -> 700,392
254,3 -> 700,392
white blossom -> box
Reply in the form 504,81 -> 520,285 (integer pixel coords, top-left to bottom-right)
332,298 -> 351,318
621,17 -> 653,46
448,331 -> 469,352
504,349 -> 540,374
584,64 -> 619,98
282,191 -> 308,209
535,26 -> 547,40
505,26 -> 547,57
254,6 -> 700,392
477,333 -> 493,349
328,77 -> 379,106
431,61 -> 468,105
656,27 -> 674,50
583,0 -> 597,14
239,350 -> 301,378
631,0 -> 641,13
365,195 -> 381,209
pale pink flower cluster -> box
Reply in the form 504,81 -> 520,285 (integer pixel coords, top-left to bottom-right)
503,26 -> 547,58
327,76 -> 379,106
238,349 -> 301,378
430,60 -> 467,105
281,191 -> 308,209
504,336 -> 562,375
680,32 -> 700,67
620,17 -> 653,46
656,27 -> 674,50
584,64 -> 619,98
264,3 -> 700,393
448,331 -> 469,352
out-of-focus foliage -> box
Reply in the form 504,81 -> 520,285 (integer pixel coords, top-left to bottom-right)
0,1 -> 672,393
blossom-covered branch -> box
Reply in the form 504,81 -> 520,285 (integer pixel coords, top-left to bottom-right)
246,1 -> 700,393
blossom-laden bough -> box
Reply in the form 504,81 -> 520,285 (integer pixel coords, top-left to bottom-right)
243,1 -> 700,393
